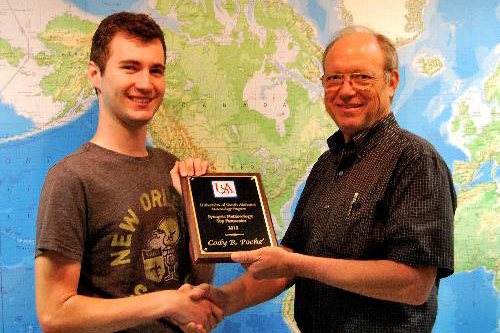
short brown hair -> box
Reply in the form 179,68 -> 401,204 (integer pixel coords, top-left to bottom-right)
90,12 -> 166,74
322,26 -> 398,74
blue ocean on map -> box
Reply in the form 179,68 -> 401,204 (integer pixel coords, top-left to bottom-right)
0,100 -> 35,139
305,0 -> 326,31
437,0 -> 499,79
434,268 -> 499,333
395,74 -> 467,172
62,0 -> 139,16
0,103 -> 98,331
468,162 -> 495,189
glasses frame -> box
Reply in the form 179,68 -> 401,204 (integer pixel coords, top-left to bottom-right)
321,70 -> 391,90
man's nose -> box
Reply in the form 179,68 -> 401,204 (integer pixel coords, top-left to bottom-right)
338,77 -> 356,98
135,71 -> 154,90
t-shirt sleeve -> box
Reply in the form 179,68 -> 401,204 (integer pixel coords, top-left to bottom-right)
35,163 -> 87,261
385,146 -> 456,279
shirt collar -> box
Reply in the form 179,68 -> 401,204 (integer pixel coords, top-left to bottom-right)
327,112 -> 400,157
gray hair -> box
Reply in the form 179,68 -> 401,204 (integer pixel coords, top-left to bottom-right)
322,26 -> 399,75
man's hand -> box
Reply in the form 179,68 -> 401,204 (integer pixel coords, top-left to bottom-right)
189,283 -> 227,312
181,283 -> 227,331
169,284 -> 223,332
170,158 -> 209,194
177,322 -> 205,333
231,246 -> 295,279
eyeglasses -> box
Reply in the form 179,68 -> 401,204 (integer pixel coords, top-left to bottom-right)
321,72 -> 387,90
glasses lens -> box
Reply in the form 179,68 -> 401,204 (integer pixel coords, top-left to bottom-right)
322,74 -> 342,88
350,74 -> 373,89
322,73 -> 379,90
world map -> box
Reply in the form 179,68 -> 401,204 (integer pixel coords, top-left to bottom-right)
0,0 -> 498,332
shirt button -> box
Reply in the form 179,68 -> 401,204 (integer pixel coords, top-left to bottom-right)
323,204 -> 330,209
338,171 -> 344,176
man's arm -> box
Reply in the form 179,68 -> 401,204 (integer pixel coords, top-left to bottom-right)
232,246 -> 437,306
35,251 -> 222,333
190,273 -> 291,317
189,246 -> 294,317
192,241 -> 435,318
219,270 -> 291,316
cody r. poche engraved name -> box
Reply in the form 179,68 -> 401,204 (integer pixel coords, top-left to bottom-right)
207,237 -> 265,247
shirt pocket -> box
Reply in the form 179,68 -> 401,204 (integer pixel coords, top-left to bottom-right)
321,196 -> 386,259
345,198 -> 388,259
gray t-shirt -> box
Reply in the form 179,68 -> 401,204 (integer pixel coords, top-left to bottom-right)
36,142 -> 190,332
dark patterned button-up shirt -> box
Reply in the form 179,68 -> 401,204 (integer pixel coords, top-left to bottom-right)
282,112 -> 456,333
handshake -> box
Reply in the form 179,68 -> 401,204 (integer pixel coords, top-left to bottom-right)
168,282 -> 225,333
166,246 -> 294,333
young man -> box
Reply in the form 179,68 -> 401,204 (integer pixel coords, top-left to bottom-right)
195,26 -> 456,332
35,12 -> 221,333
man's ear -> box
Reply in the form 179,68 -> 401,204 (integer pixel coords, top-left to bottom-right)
388,69 -> 399,100
87,61 -> 102,94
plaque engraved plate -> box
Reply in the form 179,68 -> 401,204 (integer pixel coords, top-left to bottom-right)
181,173 -> 277,263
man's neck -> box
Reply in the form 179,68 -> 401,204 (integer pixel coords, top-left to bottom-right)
91,116 -> 149,157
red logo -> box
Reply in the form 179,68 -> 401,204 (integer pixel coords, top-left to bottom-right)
212,181 -> 237,197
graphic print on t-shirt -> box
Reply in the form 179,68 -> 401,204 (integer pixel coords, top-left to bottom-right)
143,217 -> 180,283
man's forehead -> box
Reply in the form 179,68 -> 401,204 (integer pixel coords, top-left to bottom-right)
325,33 -> 384,69
332,33 -> 379,54
107,32 -> 165,63
108,32 -> 161,49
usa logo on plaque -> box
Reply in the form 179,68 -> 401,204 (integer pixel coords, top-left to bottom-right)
212,180 -> 238,198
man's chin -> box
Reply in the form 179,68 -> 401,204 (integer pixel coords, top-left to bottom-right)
338,122 -> 364,138
122,115 -> 153,129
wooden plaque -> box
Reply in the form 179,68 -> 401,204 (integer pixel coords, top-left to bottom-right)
181,173 -> 277,263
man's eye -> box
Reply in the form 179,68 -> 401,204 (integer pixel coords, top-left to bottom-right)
151,69 -> 164,75
352,74 -> 372,80
328,74 -> 343,81
123,66 -> 136,71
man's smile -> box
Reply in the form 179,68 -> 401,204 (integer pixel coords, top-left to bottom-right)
127,95 -> 155,105
336,103 -> 363,109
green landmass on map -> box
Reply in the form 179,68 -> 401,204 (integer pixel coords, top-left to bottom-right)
452,64 -> 500,289
416,56 -> 444,76
454,183 -> 499,287
404,0 -> 427,33
150,0 -> 333,231
484,64 -> 500,106
0,37 -> 25,67
282,285 -> 299,333
34,14 -> 96,120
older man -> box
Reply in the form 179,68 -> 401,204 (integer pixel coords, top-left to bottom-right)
195,26 -> 456,333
